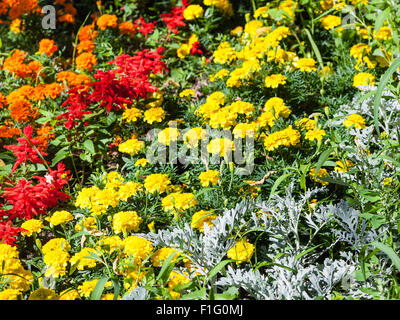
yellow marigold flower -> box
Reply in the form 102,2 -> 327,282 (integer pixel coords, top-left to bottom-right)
135,158 -> 149,167
374,26 -> 392,40
350,43 -> 371,60
20,219 -> 43,236
0,289 -> 22,300
45,210 -> 74,226
262,126 -> 300,151
99,236 -> 123,253
353,72 -> 375,88
207,138 -> 234,157
112,211 -> 142,234
151,247 -> 180,267
213,42 -> 237,65
229,101 -> 254,115
143,107 -> 165,124
334,160 -> 354,173
309,168 -> 329,185
28,288 -> 59,300
233,122 -> 257,138
167,271 -> 191,291
118,181 -> 142,202
295,118 -> 316,131
182,127 -> 207,147
195,102 -> 220,119
264,74 -> 287,88
70,247 -> 99,270
177,43 -> 190,59
179,89 -> 195,98
305,128 -> 326,141
42,238 -> 71,255
264,97 -> 291,119
198,170 -> 220,187
78,279 -> 99,298
382,177 -> 393,186
256,111 -> 276,129
207,91 -> 225,106
293,58 -> 317,72
191,210 -> 217,232
161,192 -> 197,213
254,6 -> 269,18
118,137 -> 144,155
183,4 -> 204,20
227,239 -> 255,264
158,127 -> 180,146
320,15 -> 341,30
123,236 -> 153,264
343,114 -> 366,129
59,288 -> 80,300
144,173 -> 171,194
43,249 -> 70,278
122,107 -> 142,122
209,107 -> 237,129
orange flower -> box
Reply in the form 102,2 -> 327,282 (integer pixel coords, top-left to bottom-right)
38,39 -> 58,57
78,24 -> 98,42
75,52 -> 97,71
6,85 -> 35,104
27,60 -> 43,78
119,21 -> 136,36
56,71 -> 91,88
35,125 -> 55,151
58,14 -> 75,24
0,124 -> 21,138
8,98 -> 38,123
96,14 -> 118,30
43,83 -> 64,99
77,40 -> 96,54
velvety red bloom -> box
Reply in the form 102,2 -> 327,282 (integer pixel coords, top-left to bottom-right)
160,1 -> 189,34
0,221 -> 25,246
57,86 -> 92,129
133,16 -> 155,36
2,178 -> 45,220
3,125 -> 48,174
2,164 -> 71,221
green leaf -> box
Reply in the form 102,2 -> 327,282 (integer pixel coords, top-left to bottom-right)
181,288 -> 207,300
373,56 -> 400,135
51,147 -> 69,167
206,259 -> 233,283
83,139 -> 95,155
90,277 -> 109,300
314,148 -> 333,176
214,287 -> 239,300
294,244 -> 322,261
370,241 -> 400,273
268,172 -> 294,200
156,251 -> 179,284
304,29 -> 324,72
374,7 -> 390,34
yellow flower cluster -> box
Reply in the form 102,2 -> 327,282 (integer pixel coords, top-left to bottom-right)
198,170 -> 220,187
0,244 -> 33,293
75,171 -> 142,216
112,211 -> 143,234
262,126 -> 300,151
42,238 -> 71,278
161,192 -> 197,214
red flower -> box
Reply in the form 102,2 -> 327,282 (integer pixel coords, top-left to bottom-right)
133,17 -> 155,36
4,125 -> 48,174
0,221 -> 25,246
160,2 -> 189,34
2,164 -> 71,221
190,42 -> 203,56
